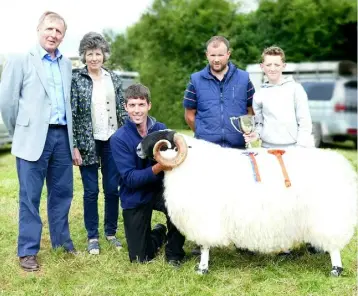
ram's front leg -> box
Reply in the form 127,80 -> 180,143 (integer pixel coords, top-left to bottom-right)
196,246 -> 210,275
330,249 -> 343,277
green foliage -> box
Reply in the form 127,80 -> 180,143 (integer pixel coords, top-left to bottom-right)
104,31 -> 135,71
107,0 -> 357,128
249,0 -> 357,62
107,0 -> 240,128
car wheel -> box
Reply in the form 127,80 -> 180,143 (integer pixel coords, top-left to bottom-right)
312,123 -> 323,148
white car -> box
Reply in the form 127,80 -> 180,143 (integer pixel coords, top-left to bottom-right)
302,78 -> 357,148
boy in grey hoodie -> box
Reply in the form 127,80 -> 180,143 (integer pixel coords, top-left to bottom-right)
245,46 -> 317,255
244,46 -> 313,148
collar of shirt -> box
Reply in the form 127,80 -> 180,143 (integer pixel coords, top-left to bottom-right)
38,45 -> 62,62
127,116 -> 156,136
101,68 -> 110,77
209,62 -> 231,83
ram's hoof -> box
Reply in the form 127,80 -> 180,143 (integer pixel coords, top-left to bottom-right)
196,268 -> 209,275
330,266 -> 343,277
195,265 -> 209,275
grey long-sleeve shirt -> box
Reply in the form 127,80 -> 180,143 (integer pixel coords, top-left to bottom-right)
253,76 -> 313,148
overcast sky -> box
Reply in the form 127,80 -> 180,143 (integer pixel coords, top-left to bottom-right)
0,0 -> 257,57
0,0 -> 154,56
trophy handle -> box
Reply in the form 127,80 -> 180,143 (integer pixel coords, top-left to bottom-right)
230,117 -> 243,133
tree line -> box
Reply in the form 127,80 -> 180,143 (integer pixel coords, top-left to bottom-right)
105,0 -> 357,129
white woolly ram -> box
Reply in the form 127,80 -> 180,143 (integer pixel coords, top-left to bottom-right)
137,130 -> 357,276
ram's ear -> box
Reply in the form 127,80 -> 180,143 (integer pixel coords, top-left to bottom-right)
136,143 -> 146,159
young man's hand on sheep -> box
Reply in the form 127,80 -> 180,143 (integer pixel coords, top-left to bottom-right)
152,163 -> 172,175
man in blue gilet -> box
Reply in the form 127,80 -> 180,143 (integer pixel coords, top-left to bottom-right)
183,35 -> 255,148
183,35 -> 255,255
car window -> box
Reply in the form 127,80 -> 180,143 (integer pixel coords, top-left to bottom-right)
344,81 -> 357,108
301,82 -> 335,101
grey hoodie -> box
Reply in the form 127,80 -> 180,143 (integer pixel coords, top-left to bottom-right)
253,76 -> 313,148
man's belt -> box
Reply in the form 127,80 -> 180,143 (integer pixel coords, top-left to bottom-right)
49,124 -> 67,129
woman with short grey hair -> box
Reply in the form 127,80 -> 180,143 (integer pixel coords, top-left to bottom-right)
71,32 -> 127,255
79,32 -> 110,63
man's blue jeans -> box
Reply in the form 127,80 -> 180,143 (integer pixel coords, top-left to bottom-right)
17,126 -> 74,257
79,139 -> 120,240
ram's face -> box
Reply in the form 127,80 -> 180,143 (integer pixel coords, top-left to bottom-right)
137,129 -> 176,159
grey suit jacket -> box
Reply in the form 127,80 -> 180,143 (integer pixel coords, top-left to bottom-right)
0,46 -> 74,161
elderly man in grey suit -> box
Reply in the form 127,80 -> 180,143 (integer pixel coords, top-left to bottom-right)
0,11 -> 76,272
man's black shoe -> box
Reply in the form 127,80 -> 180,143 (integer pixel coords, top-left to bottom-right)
65,248 -> 80,255
277,250 -> 292,256
19,255 -> 39,272
168,259 -> 182,268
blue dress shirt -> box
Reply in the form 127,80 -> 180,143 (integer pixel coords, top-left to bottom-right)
39,46 -> 67,125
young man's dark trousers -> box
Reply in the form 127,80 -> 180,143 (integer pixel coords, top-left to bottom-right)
122,190 -> 185,263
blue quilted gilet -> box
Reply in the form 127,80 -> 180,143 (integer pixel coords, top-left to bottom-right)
190,62 -> 249,148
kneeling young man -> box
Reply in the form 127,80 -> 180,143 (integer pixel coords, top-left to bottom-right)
110,84 -> 185,265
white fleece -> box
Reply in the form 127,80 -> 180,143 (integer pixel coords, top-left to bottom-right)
253,76 -> 313,148
161,135 -> 357,254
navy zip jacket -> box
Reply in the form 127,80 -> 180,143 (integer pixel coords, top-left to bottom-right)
184,62 -> 253,148
110,116 -> 166,210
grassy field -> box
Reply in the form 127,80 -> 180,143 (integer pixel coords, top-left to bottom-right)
0,138 -> 357,296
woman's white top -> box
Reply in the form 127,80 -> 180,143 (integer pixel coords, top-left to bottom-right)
91,68 -> 117,141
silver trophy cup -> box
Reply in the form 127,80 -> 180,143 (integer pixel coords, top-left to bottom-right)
230,115 -> 255,148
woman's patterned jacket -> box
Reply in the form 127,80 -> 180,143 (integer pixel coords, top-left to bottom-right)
71,66 -> 127,166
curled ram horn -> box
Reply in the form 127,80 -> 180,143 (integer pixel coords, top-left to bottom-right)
153,133 -> 188,168
152,139 -> 172,156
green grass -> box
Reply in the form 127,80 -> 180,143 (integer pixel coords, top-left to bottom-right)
0,139 -> 357,296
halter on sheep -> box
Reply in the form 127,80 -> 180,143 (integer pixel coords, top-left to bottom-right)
138,130 -> 357,276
